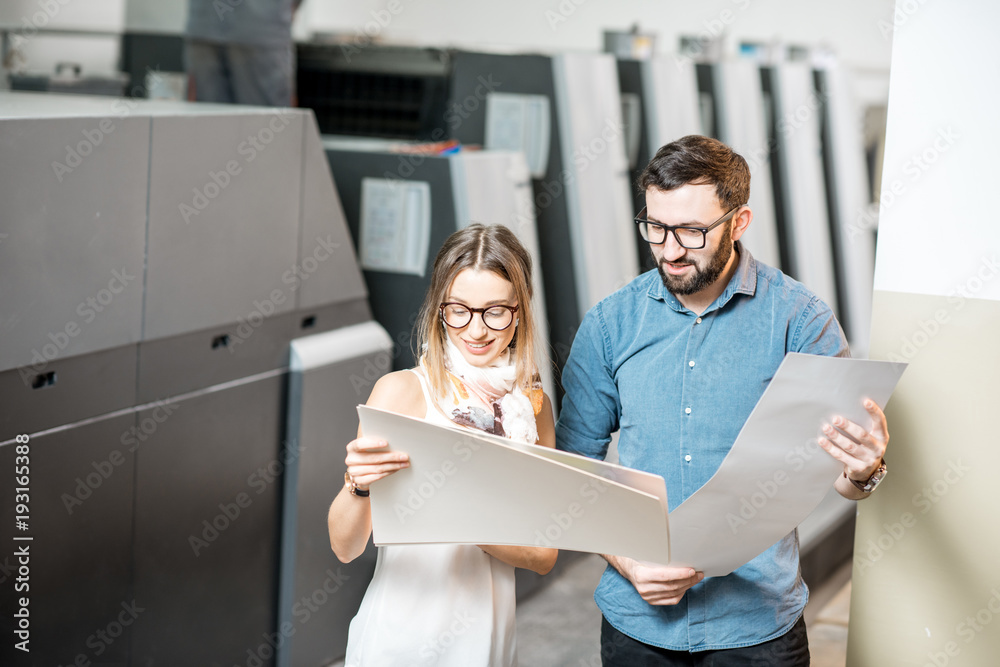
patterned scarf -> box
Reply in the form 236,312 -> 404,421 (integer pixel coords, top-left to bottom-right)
422,337 -> 542,444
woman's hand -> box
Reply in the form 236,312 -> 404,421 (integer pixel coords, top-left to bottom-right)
345,436 -> 410,492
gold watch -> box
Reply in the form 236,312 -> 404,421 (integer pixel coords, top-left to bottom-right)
847,459 -> 887,493
345,471 -> 370,497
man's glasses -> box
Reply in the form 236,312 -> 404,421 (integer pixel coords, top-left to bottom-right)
634,205 -> 740,249
440,303 -> 519,331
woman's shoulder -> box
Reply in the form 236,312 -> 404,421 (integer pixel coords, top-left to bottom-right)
367,369 -> 426,418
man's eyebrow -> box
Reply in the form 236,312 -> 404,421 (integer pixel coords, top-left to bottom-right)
645,214 -> 708,227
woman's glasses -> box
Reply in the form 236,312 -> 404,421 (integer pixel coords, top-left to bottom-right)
439,302 -> 519,331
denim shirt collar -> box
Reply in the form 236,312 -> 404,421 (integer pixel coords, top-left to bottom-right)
646,240 -> 758,315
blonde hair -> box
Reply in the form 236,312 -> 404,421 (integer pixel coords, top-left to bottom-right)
415,224 -> 540,400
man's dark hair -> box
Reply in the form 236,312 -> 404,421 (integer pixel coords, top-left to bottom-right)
638,135 -> 750,210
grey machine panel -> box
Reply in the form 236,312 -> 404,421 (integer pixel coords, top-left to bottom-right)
131,374 -> 285,667
0,414 -> 136,667
278,322 -> 393,667
0,112 -> 148,371
450,52 -> 638,373
0,344 -> 138,440
640,56 -> 703,153
0,93 -> 380,667
298,112 -> 369,311
135,313 -> 297,402
324,144 -> 556,403
710,60 -> 782,271
143,111 -> 304,340
761,63 -> 839,314
325,146 -> 458,371
617,56 -> 703,272
449,52 -> 580,371
816,65 -> 876,355
137,108 -> 372,400
551,53 -> 637,320
450,150 -> 556,401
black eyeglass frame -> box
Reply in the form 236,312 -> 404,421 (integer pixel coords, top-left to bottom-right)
439,302 -> 520,331
634,205 -> 741,249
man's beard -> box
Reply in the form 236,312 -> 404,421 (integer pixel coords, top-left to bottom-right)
656,223 -> 734,295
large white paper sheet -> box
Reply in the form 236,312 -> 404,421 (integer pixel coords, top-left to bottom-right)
358,406 -> 671,563
357,354 -> 905,576
667,353 -> 906,575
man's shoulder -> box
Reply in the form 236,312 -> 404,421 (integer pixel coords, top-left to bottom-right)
752,259 -> 828,308
574,271 -> 658,345
595,270 -> 660,313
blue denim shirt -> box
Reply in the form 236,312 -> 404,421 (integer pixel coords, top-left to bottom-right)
556,242 -> 848,651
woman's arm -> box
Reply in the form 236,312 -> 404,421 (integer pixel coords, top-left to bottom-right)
478,393 -> 559,575
328,371 -> 423,563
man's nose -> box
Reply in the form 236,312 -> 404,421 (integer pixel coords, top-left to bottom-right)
661,232 -> 688,261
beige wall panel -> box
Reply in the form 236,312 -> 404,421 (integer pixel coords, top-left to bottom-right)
848,289 -> 1000,666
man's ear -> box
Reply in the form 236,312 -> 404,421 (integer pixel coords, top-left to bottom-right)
730,205 -> 753,242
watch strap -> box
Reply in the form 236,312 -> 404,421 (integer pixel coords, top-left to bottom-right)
345,471 -> 370,497
847,458 -> 886,493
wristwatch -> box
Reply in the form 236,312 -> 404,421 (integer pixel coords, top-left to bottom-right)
847,459 -> 887,493
345,471 -> 370,497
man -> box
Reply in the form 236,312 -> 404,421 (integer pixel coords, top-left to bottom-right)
556,135 -> 888,665
185,0 -> 300,107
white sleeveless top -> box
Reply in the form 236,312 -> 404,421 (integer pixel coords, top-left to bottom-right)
343,369 -> 518,667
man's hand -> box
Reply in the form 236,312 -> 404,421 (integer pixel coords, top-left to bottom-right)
605,554 -> 704,605
819,399 -> 889,498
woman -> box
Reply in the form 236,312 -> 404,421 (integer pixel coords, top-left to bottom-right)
328,224 -> 557,666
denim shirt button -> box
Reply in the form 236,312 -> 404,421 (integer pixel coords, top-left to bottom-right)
688,360 -> 695,368
695,317 -> 702,324
684,407 -> 692,414
684,454 -> 692,462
